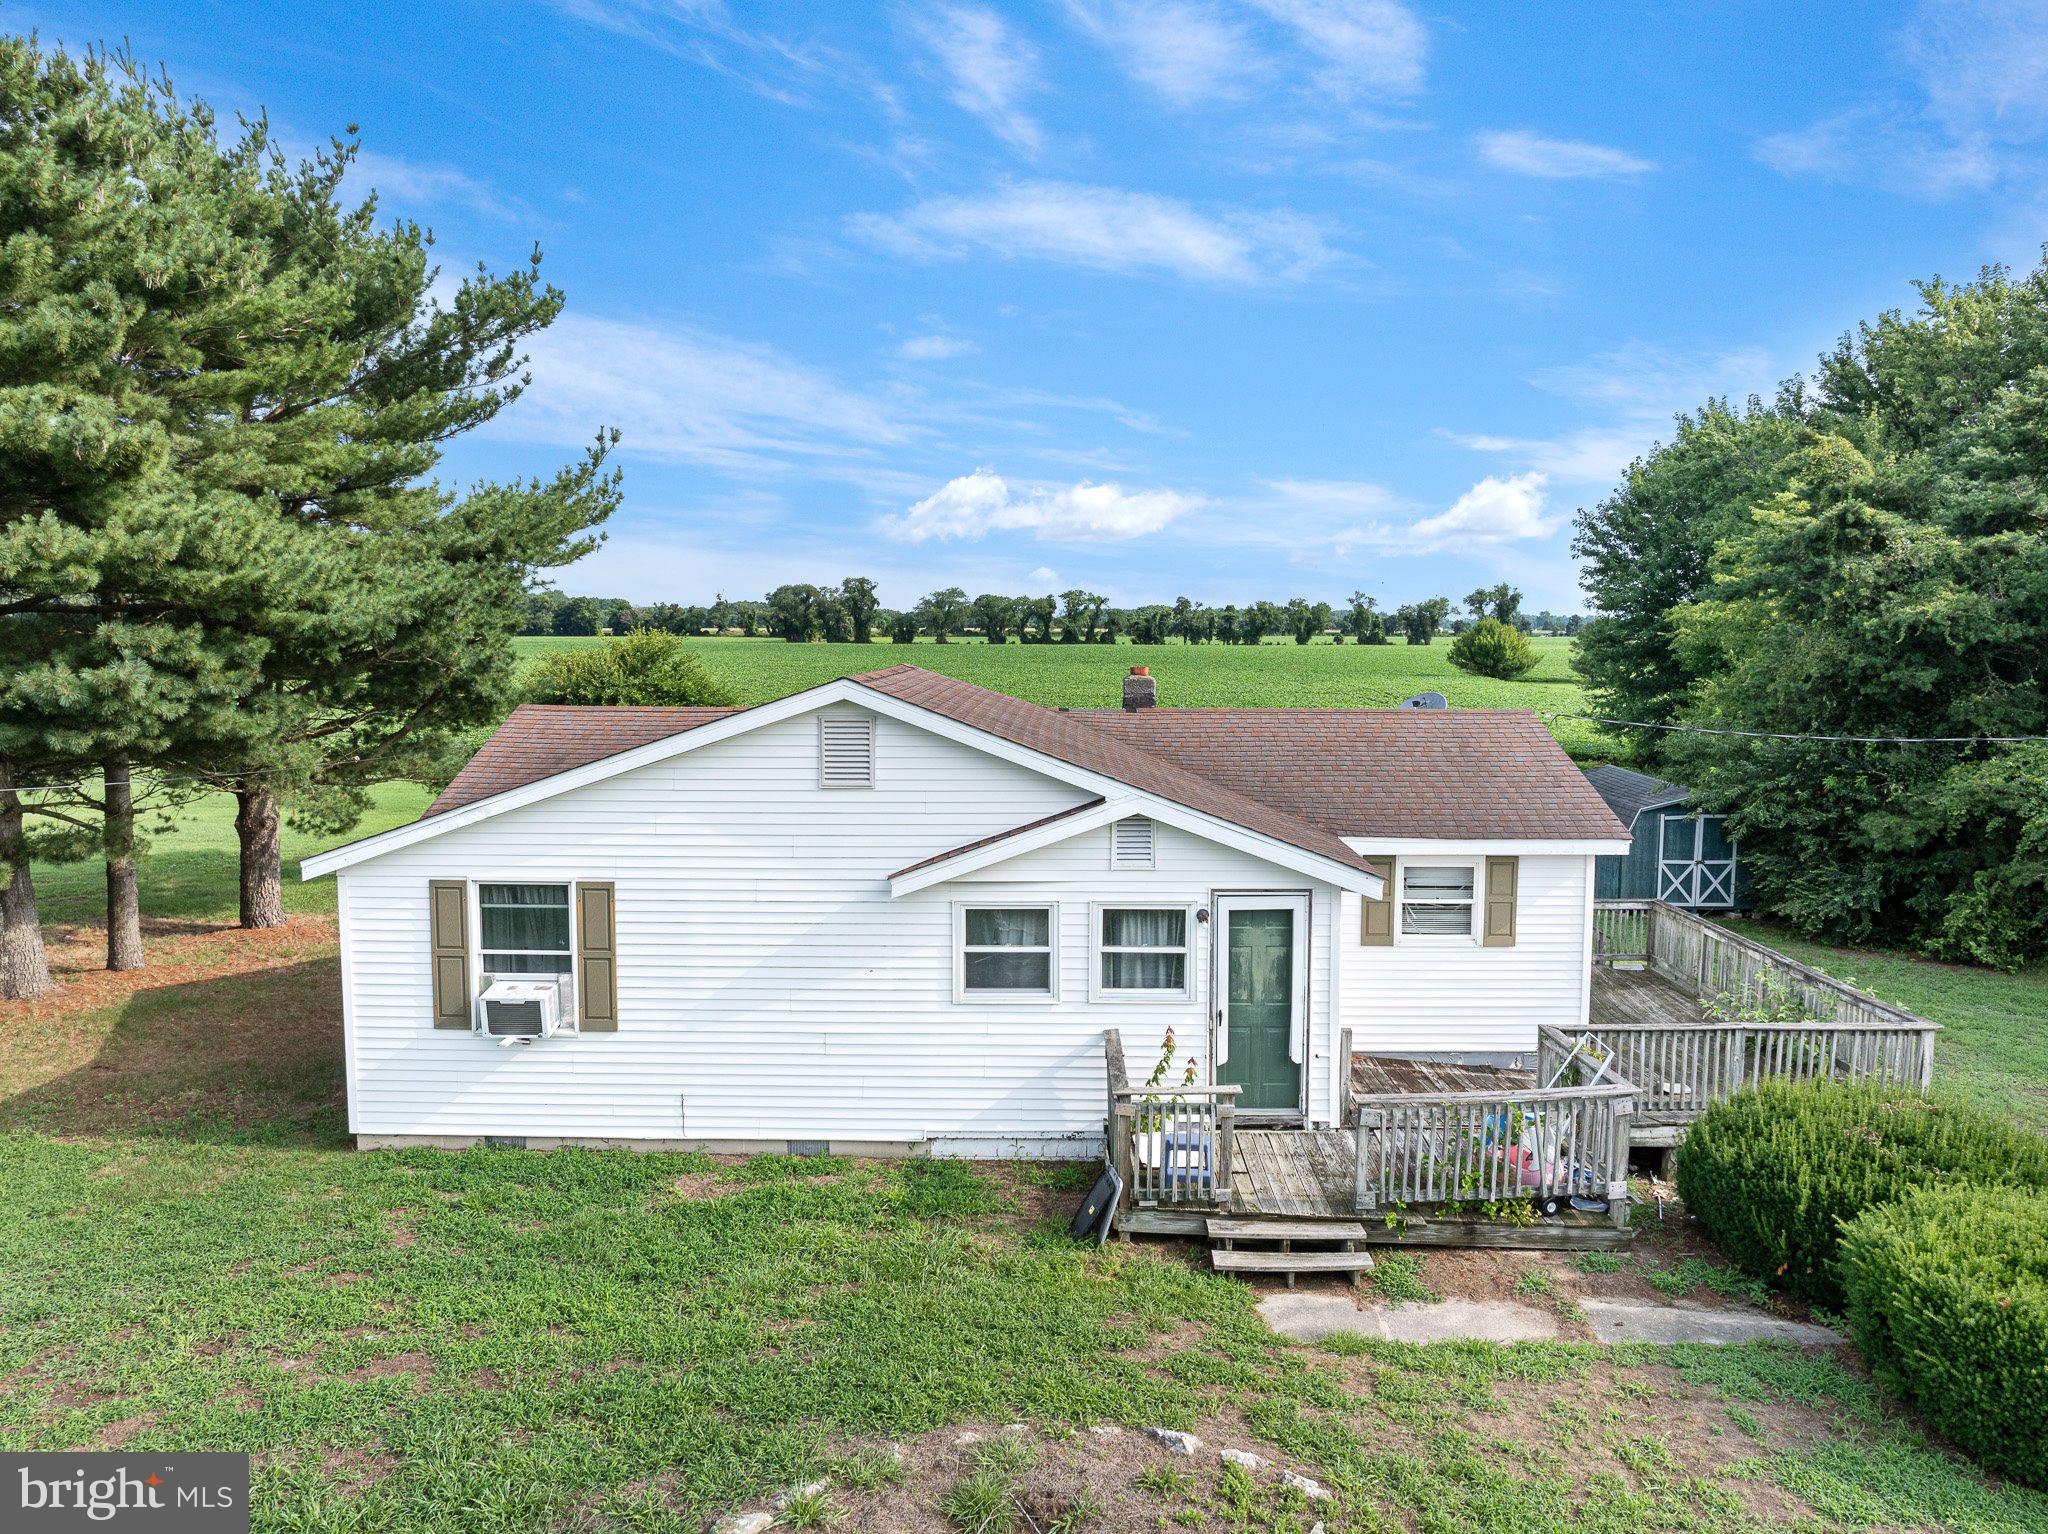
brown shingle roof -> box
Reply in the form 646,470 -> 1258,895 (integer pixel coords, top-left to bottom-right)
889,797 -> 1107,880
420,669 -> 1627,849
845,666 -> 1385,876
425,704 -> 741,817
1073,707 -> 1627,841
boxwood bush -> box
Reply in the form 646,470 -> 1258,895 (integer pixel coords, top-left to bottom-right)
1673,1081 -> 2048,1306
1839,1185 -> 2048,1488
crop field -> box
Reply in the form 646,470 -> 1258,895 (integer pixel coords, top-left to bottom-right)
515,634 -> 1613,757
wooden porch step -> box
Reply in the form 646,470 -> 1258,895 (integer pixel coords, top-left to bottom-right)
1211,1249 -> 1376,1275
1207,1217 -> 1367,1243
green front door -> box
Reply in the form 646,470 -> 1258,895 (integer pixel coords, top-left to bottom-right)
1217,905 -> 1301,1114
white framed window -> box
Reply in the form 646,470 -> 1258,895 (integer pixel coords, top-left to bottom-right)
1091,904 -> 1194,1001
1399,862 -> 1478,939
479,882 -> 575,976
954,903 -> 1059,1002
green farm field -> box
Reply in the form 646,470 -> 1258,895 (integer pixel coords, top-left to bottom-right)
516,633 -> 1613,758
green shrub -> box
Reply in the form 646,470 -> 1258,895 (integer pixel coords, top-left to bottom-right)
1839,1184 -> 2048,1487
1446,617 -> 1537,680
524,628 -> 739,706
1674,1081 -> 2048,1306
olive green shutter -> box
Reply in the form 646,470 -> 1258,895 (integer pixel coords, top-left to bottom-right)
1359,857 -> 1394,946
429,880 -> 471,1028
1482,856 -> 1518,947
577,882 -> 618,1031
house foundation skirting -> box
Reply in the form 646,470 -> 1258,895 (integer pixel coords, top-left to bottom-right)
354,1132 -> 1104,1159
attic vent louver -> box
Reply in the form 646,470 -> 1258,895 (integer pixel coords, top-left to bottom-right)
1111,816 -> 1155,870
819,715 -> 876,788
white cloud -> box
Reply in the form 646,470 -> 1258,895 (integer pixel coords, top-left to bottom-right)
1241,0 -> 1427,99
1264,478 -> 1414,515
1403,473 -> 1555,552
1754,1 -> 2048,201
1475,130 -> 1653,180
1062,1 -> 1261,104
1443,428 -> 1650,487
1529,341 -> 1776,412
346,150 -> 522,218
1026,565 -> 1062,586
912,4 -> 1045,155
897,333 -> 980,360
502,312 -> 915,472
850,180 -> 1338,283
883,468 -> 1201,541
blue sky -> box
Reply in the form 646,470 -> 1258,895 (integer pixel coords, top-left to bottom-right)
32,1 -> 2048,612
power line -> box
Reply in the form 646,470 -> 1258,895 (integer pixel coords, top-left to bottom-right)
1538,711 -> 2048,746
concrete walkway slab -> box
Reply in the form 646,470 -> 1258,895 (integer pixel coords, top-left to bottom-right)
1258,1294 -> 1562,1343
1579,1298 -> 1840,1346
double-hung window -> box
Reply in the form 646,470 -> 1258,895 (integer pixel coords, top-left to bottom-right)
1400,864 -> 1477,938
1094,906 -> 1192,999
956,904 -> 1057,1001
479,883 -> 575,977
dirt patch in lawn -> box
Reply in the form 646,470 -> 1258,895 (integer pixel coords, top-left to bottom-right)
0,918 -> 344,1138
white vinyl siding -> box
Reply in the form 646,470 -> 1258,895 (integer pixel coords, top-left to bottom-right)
333,712 -> 1348,1148
1337,853 -> 1591,1075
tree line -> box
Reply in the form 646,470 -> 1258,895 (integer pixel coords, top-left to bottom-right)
522,583 -> 1584,647
0,43 -> 616,998
1574,257 -> 2048,970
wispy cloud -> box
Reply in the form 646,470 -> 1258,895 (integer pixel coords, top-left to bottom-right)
850,179 -> 1340,283
544,0 -> 878,109
911,4 -> 1045,155
500,312 -> 917,473
1242,0 -> 1427,100
883,468 -> 1201,541
896,333 -> 981,360
349,149 -> 524,220
1443,342 -> 1778,488
1475,129 -> 1653,180
1061,0 -> 1261,104
1755,0 -> 2048,200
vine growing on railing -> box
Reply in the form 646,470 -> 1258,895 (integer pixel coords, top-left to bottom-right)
1132,1026 -> 1199,1134
1702,972 -> 1812,1027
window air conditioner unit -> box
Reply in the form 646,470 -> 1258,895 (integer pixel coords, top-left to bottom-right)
477,977 -> 571,1041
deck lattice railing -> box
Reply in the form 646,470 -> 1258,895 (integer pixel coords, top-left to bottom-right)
1103,1029 -> 1237,1209
1350,1026 -> 1634,1228
1589,901 -> 1938,1119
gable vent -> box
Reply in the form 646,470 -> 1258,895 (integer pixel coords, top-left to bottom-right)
818,715 -> 876,788
1111,816 -> 1156,870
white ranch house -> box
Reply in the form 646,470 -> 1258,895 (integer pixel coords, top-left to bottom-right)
306,665 -> 1938,1256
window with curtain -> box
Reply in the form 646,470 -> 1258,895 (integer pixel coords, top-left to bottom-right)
1400,864 -> 1476,937
480,883 -> 574,975
1098,906 -> 1190,996
958,905 -> 1055,996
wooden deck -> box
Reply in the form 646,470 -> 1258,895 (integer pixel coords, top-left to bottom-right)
1590,965 -> 1708,1031
1353,1054 -> 1535,1097
1230,1129 -> 1357,1218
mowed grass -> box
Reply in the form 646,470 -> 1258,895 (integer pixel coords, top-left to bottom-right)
1722,918 -> 2048,1134
4,1115 -> 2044,1532
30,781 -> 432,928
515,633 -> 1614,757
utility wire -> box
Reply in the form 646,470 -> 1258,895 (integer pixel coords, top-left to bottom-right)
1537,711 -> 2048,746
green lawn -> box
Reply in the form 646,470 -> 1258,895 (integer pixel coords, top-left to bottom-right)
29,781 -> 433,928
4,1127 -> 2043,1533
516,633 -> 1614,758
1724,919 -> 2048,1134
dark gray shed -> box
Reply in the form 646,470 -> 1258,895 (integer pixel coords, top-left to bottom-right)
1583,764 -> 1748,910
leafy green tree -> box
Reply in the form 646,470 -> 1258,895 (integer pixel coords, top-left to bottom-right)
838,577 -> 880,644
918,587 -> 967,643
971,593 -> 1016,644
887,609 -> 919,644
1393,597 -> 1449,645
1573,398 -> 1803,761
1346,592 -> 1386,644
767,584 -> 823,642
1447,617 -> 1538,680
525,629 -> 739,707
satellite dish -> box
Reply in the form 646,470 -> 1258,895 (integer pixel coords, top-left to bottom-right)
1398,692 -> 1448,710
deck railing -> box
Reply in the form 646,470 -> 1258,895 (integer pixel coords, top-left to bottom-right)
1589,901 -> 1938,1117
1103,1029 -> 1237,1210
1350,1026 -> 1635,1228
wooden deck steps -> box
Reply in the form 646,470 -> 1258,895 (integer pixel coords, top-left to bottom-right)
1206,1216 -> 1374,1287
